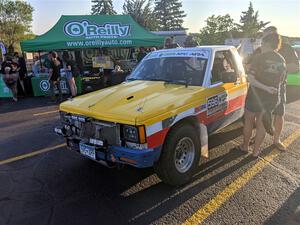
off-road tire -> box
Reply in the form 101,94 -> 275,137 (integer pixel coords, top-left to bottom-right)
154,123 -> 201,186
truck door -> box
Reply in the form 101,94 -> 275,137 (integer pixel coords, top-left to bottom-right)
206,49 -> 247,133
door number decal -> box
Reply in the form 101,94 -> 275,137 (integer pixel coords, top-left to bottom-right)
207,92 -> 228,116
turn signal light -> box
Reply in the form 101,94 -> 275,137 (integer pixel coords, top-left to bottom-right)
138,126 -> 146,144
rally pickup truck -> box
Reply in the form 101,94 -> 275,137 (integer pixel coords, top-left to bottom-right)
55,46 -> 248,186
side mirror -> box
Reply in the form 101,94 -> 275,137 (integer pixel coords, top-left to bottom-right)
221,72 -> 238,83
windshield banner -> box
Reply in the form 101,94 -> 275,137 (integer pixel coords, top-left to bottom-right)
146,50 -> 210,60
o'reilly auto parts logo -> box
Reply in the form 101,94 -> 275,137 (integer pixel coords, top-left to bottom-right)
40,80 -> 50,92
64,20 -> 130,39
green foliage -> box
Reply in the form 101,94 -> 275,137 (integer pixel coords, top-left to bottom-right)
154,0 -> 186,31
0,0 -> 34,52
237,2 -> 269,37
91,0 -> 116,15
123,0 -> 157,31
198,14 -> 237,45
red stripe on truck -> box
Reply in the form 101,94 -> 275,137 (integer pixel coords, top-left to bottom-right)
147,128 -> 170,149
147,94 -> 246,149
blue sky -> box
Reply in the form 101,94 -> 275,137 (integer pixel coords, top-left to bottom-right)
27,0 -> 300,37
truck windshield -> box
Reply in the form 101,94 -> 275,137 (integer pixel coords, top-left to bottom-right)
127,57 -> 207,86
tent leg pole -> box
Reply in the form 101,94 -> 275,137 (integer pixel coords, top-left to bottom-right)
38,51 -> 42,70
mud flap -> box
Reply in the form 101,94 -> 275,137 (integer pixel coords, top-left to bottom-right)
199,124 -> 209,158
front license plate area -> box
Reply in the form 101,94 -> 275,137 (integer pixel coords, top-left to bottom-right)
79,142 -> 96,160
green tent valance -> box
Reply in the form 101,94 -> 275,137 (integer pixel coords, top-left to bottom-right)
21,15 -> 164,52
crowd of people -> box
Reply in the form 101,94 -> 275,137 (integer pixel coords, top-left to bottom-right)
0,50 -> 79,103
0,35 -> 196,103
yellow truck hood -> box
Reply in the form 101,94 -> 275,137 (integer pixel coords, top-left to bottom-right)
60,80 -> 206,125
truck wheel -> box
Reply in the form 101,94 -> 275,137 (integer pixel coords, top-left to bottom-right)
154,123 -> 200,186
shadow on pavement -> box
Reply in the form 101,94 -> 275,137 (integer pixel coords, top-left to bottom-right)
1,124 -> 262,225
264,187 -> 300,225
0,97 -> 59,114
126,149 -> 254,225
208,125 -> 243,149
20,126 -> 255,225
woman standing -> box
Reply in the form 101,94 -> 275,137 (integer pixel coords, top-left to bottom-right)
62,51 -> 77,98
239,33 -> 287,157
48,51 -> 62,102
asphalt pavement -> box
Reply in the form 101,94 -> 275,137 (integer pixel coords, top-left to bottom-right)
0,87 -> 300,225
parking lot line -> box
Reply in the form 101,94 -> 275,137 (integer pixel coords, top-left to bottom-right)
0,143 -> 66,166
182,128 -> 300,225
33,110 -> 59,116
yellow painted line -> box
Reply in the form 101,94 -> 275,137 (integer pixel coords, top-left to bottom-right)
0,143 -> 66,166
33,110 -> 59,116
182,128 -> 300,225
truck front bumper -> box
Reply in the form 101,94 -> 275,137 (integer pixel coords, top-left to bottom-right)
64,137 -> 162,168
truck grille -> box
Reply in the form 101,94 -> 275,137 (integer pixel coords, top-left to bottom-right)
94,123 -> 118,145
79,121 -> 96,142
61,113 -> 119,146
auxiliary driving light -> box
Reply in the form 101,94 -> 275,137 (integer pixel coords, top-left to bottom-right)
89,138 -> 104,146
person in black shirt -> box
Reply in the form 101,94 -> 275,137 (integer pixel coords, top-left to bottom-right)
48,51 -> 62,102
278,42 -> 299,73
164,37 -> 180,49
247,26 -> 298,151
137,47 -> 147,63
240,32 -> 287,157
13,52 -> 27,94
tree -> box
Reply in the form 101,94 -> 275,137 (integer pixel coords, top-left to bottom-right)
0,0 -> 34,53
123,0 -> 157,31
154,0 -> 186,31
237,2 -> 269,37
91,0 -> 116,15
198,14 -> 237,45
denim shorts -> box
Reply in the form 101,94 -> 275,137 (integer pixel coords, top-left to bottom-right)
66,71 -> 73,80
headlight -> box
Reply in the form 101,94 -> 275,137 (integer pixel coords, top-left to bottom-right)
122,125 -> 146,144
123,125 -> 139,142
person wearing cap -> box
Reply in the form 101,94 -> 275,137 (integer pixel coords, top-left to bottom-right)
247,26 -> 299,151
239,32 -> 287,157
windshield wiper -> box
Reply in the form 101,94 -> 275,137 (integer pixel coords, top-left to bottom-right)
128,78 -> 191,87
147,78 -> 191,87
126,78 -> 140,81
